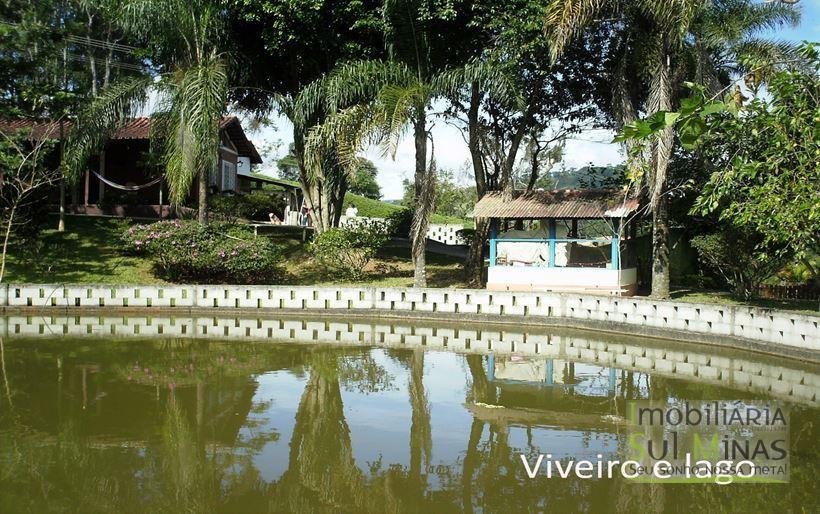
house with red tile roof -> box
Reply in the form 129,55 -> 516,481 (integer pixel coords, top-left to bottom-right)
0,116 -> 262,216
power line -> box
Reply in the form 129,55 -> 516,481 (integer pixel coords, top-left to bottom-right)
1,19 -> 143,55
66,53 -> 145,73
66,34 -> 140,55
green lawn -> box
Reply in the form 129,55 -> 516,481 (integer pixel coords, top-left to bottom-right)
4,216 -> 162,284
267,230 -> 467,288
671,289 -> 818,314
3,216 -> 467,288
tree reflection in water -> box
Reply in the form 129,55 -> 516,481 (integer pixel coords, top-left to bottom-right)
0,332 -> 816,513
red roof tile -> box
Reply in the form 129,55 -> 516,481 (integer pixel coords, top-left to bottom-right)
0,116 -> 262,163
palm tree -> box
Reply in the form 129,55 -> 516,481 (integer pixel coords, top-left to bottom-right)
544,0 -> 800,298
63,0 -> 228,224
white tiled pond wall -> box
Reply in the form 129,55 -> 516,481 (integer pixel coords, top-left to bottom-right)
1,313 -> 816,407
2,284 -> 818,353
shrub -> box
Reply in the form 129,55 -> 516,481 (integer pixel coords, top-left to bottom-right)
121,220 -> 279,283
456,228 -> 475,245
690,228 -> 790,300
385,208 -> 413,238
309,221 -> 390,279
210,191 -> 286,222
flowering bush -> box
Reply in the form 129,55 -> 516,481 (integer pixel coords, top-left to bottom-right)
122,220 -> 279,283
309,220 -> 390,279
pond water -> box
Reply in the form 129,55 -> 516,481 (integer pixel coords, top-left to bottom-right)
0,314 -> 817,513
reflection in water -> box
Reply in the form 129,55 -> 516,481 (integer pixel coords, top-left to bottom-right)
0,315 -> 817,513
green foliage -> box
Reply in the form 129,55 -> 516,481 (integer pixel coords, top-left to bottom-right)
690,229 -> 790,300
275,148 -> 301,181
349,158 -> 381,199
612,84 -> 729,152
400,169 -> 476,218
308,221 -> 390,279
122,220 -> 279,283
64,0 -> 229,207
385,208 -> 413,238
693,44 -> 820,263
209,191 -> 287,222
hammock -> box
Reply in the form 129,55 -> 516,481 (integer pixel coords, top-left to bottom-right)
90,169 -> 162,191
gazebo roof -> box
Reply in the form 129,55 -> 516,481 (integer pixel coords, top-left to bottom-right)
471,189 -> 640,219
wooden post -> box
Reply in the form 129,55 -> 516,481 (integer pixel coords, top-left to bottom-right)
83,169 -> 90,206
98,150 -> 106,203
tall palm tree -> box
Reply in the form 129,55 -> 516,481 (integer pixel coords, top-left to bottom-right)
63,0 -> 228,224
544,0 -> 800,298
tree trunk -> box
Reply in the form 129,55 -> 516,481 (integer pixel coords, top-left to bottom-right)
197,167 -> 208,225
58,177 -> 65,232
466,83 -> 488,286
649,50 -> 673,299
650,196 -> 670,299
466,218 -> 489,287
0,201 -> 18,283
411,113 -> 432,288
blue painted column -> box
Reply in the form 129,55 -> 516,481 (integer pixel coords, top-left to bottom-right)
608,367 -> 617,394
545,359 -> 554,385
489,219 -> 498,266
548,219 -> 556,267
611,218 -> 620,270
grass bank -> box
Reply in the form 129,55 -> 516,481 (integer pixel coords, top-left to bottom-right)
3,216 -> 467,288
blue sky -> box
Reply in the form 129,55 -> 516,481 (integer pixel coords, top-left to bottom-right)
246,0 -> 818,200
763,0 -> 819,41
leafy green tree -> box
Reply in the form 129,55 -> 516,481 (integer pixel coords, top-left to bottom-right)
450,0 -> 610,285
224,0 -> 385,233
692,45 -> 819,276
691,228 -> 790,300
276,152 -> 300,182
64,0 -> 229,224
545,0 -> 801,298
402,168 -> 475,219
302,1 -> 499,286
349,158 -> 381,199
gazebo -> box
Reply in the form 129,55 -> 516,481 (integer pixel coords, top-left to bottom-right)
472,189 -> 641,296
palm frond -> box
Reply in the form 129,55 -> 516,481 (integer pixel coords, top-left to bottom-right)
322,60 -> 415,114
544,0 -> 608,61
431,60 -> 523,110
63,76 -> 153,182
164,55 -> 227,204
303,104 -> 383,184
377,83 -> 426,159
